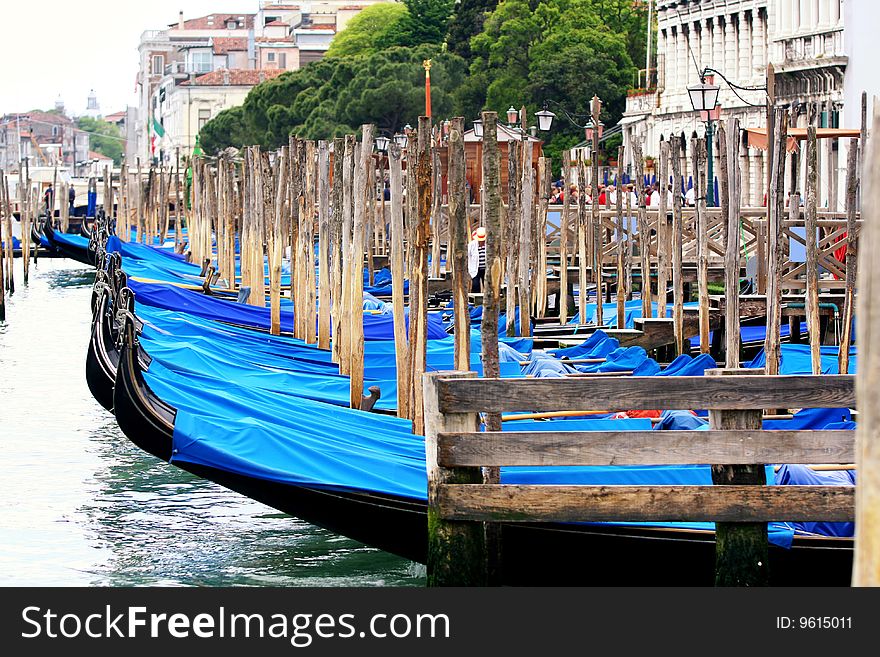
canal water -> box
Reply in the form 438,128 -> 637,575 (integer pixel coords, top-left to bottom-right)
0,257 -> 424,587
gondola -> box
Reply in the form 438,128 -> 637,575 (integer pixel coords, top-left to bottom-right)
109,288 -> 855,585
42,218 -> 96,265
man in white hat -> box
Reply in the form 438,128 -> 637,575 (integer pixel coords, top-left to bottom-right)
467,226 -> 487,292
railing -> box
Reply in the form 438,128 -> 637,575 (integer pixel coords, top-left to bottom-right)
424,370 -> 856,586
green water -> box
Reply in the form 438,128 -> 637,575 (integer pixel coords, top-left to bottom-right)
0,258 -> 424,587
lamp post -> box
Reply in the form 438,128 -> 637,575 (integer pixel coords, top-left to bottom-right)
687,74 -> 721,207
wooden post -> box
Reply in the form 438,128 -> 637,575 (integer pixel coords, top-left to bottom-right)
431,149 -> 443,280
518,140 -> 533,337
305,141 -> 318,345
424,371 -> 485,586
577,157 -> 589,324
448,118 -> 470,371
670,137 -> 684,354
331,137 -> 345,364
317,141 -> 332,349
559,151 -> 571,324
269,151 -> 287,335
615,146 -> 626,328
854,101 -> 880,586
389,142 -> 410,417
839,139 -> 859,375
725,120 -> 743,367
505,145 -> 520,337
339,136 -> 355,373
3,170 -> 15,295
707,368 -> 770,586
409,117 -> 433,434
805,126 -> 821,375
591,95 -> 603,323
20,172 -> 30,285
764,110 -> 786,373
350,126 -> 373,409
0,172 -> 6,322
534,156 -> 550,318
632,140 -> 651,318
481,111 -> 503,396
657,141 -> 670,319
694,137 -> 710,354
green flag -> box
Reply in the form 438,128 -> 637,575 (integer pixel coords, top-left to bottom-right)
152,116 -> 165,138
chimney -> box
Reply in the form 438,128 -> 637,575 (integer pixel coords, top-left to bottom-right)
223,68 -> 230,85
178,11 -> 184,30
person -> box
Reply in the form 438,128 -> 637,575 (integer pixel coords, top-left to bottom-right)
43,185 -> 54,214
467,226 -> 487,293
684,185 -> 696,207
68,185 -> 76,213
597,184 -> 606,206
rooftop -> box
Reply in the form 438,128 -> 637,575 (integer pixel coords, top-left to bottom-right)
171,13 -> 256,30
181,68 -> 286,86
212,37 -> 249,54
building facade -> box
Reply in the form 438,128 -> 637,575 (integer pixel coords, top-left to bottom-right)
135,1 -> 391,164
0,111 -> 90,175
621,0 -> 861,209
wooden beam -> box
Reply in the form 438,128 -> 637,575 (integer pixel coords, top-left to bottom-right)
435,374 -> 856,414
438,429 -> 855,467
438,484 -> 854,523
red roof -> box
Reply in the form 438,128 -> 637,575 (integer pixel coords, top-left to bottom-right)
212,37 -> 248,54
103,111 -> 126,122
89,150 -> 114,160
174,14 -> 255,30
265,19 -> 288,26
181,68 -> 285,86
297,24 -> 336,31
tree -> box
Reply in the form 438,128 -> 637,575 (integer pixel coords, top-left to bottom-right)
394,0 -> 455,47
325,3 -> 409,58
446,0 -> 499,61
76,117 -> 124,164
199,106 -> 251,154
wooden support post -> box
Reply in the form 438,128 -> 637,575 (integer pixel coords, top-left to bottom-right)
350,126 -> 373,409
409,117 -> 433,434
339,136 -> 355,373
657,141 -> 670,319
707,368 -> 769,586
424,371 -> 485,586
839,139 -> 859,375
305,141 -> 318,345
694,137 -> 710,354
448,118 -> 470,371
481,111 -> 503,413
1,172 -> 13,295
0,172 -> 6,322
317,141 -> 332,349
389,142 -> 410,417
725,120 -> 743,367
331,137 -> 345,364
764,110 -> 786,373
805,126 -> 821,375
854,101 -> 880,586
505,145 -> 520,337
559,151 -> 571,324
670,137 -> 684,354
591,95 -> 602,324
518,140 -> 533,337
534,156 -> 550,318
633,140 -> 651,318
269,151 -> 287,335
431,149 -> 443,280
577,157 -> 589,324
615,146 -> 626,328
20,172 -> 30,284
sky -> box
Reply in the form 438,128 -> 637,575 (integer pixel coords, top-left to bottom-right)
0,0 -> 258,117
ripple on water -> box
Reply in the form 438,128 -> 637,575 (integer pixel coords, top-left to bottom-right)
0,259 -> 423,587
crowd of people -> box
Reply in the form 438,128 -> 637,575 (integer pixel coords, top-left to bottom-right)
549,180 -> 702,208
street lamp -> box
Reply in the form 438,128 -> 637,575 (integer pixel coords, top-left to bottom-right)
375,135 -> 390,153
535,108 -> 555,131
392,132 -> 407,148
472,118 -> 483,138
688,74 -> 721,207
506,106 -> 519,126
584,120 -> 604,143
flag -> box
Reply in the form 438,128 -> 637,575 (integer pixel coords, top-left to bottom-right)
150,116 -> 165,155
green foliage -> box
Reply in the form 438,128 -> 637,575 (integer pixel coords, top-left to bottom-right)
75,116 -> 123,164
395,0 -> 455,47
446,0 -> 498,60
325,3 -> 409,58
200,46 -> 467,153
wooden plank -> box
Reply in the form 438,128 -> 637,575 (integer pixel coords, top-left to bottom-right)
805,126 -> 821,374
723,120 -> 742,367
435,374 -> 856,414
438,484 -> 854,523
854,101 -> 880,586
438,429 -> 855,467
657,141 -> 670,319
708,367 -> 768,586
424,371 -> 486,587
839,138 -> 859,375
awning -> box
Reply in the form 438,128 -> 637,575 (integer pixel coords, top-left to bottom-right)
745,127 -> 861,152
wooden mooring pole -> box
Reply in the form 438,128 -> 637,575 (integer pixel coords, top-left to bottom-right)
388,141 -> 410,417
448,118 -> 470,371
805,126 -> 822,375
839,138 -> 859,375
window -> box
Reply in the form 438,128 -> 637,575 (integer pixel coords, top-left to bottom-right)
279,52 -> 286,68
52,126 -> 59,137
267,52 -> 275,62
190,51 -> 212,74
152,55 -> 164,75
226,20 -> 237,29
198,109 -> 211,130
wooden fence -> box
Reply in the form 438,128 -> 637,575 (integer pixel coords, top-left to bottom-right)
424,369 -> 856,586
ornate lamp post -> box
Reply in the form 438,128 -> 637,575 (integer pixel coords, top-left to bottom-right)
687,74 -> 721,206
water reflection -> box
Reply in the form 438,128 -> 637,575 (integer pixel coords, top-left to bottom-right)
1,259 -> 423,587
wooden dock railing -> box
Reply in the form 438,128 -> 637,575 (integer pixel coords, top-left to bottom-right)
424,370 -> 856,586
